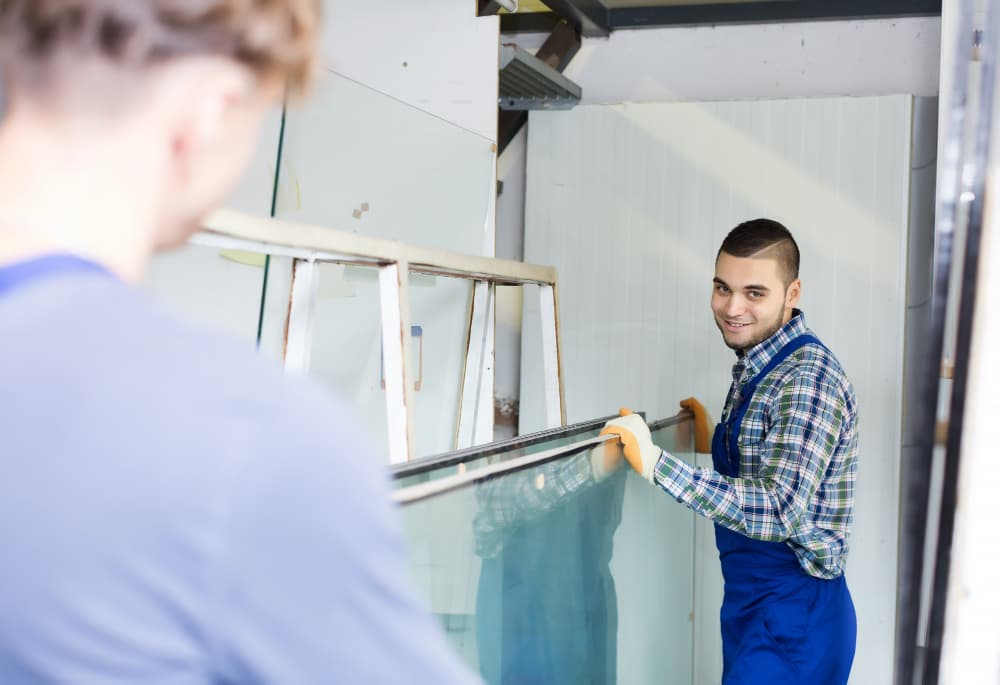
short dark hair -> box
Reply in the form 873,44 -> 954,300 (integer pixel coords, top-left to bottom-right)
717,218 -> 800,286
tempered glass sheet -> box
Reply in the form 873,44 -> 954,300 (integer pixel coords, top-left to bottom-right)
273,71 -> 495,256
144,244 -> 266,344
408,273 -> 475,458
305,263 -> 390,461
399,416 -> 696,684
516,283 -> 550,435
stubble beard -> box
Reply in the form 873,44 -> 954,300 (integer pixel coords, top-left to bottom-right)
716,309 -> 786,352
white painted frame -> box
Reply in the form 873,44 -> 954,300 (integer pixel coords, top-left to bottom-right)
194,208 -> 565,464
283,259 -> 320,374
455,281 -> 496,448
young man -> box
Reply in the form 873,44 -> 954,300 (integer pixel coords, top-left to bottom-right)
0,2 -> 479,683
604,219 -> 859,684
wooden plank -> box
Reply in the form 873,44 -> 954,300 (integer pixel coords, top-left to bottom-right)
379,262 -> 415,463
201,208 -> 556,286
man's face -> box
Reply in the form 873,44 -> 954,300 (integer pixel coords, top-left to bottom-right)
712,251 -> 801,352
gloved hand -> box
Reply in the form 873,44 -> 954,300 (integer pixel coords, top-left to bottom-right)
588,434 -> 624,481
599,408 -> 662,482
679,397 -> 712,453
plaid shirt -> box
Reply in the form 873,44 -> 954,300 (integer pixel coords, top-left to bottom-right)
654,311 -> 859,579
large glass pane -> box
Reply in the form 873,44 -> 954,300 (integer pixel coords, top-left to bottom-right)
272,70 -> 495,256
398,412 -> 696,685
248,65 -> 497,459
144,244 -> 266,344
302,262 -> 390,461
408,273 -> 475,458
494,285 -> 523,441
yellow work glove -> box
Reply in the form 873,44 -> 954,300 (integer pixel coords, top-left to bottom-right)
599,408 -> 661,483
679,397 -> 712,453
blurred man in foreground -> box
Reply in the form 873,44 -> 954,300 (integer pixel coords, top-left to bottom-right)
0,2 -> 480,682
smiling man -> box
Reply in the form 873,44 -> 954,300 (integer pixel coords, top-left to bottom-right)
603,219 -> 859,685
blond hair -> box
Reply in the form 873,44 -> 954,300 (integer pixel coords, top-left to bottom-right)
0,0 -> 321,96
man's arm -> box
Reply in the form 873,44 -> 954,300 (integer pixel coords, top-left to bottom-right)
607,371 -> 846,541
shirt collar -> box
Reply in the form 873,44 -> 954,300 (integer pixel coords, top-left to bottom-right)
736,309 -> 808,381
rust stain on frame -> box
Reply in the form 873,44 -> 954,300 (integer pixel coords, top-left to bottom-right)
281,259 -> 299,362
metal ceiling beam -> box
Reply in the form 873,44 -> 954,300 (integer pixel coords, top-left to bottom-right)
502,0 -> 941,33
501,12 -> 562,34
609,0 -> 941,29
538,0 -> 610,37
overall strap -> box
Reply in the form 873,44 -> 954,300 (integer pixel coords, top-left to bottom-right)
725,333 -> 825,474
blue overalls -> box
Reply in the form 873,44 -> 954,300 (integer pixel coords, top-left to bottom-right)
713,334 -> 856,685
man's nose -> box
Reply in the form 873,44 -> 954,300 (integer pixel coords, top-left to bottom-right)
724,295 -> 745,317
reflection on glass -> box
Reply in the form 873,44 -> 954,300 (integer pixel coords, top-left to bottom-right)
408,273 -> 475,458
473,448 -> 626,685
399,414 -> 696,684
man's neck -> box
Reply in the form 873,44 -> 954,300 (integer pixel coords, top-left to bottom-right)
0,108 -> 161,283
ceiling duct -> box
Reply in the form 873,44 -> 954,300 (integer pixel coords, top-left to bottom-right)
498,44 -> 582,111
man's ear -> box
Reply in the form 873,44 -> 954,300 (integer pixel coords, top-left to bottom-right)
161,58 -> 254,177
786,278 -> 802,309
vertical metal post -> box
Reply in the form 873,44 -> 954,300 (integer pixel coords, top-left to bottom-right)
896,2 -> 976,683
938,152 -> 1000,685
922,2 -> 997,681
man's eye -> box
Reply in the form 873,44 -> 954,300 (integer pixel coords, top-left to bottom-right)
715,285 -> 729,294
748,291 -> 764,299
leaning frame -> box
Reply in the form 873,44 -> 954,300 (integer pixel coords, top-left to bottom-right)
192,208 -> 567,464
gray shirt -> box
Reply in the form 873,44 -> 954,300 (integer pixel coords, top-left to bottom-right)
0,256 -> 478,684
